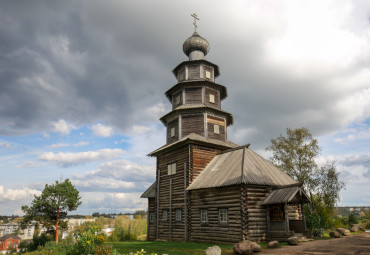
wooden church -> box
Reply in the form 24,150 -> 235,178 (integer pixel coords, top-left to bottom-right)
141,18 -> 309,244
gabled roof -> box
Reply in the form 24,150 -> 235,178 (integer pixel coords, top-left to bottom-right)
187,146 -> 298,190
260,186 -> 310,205
140,182 -> 156,198
0,234 -> 21,241
148,133 -> 238,157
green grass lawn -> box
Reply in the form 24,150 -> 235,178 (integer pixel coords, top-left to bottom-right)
110,241 -> 234,255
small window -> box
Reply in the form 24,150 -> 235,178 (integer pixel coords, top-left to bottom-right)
219,208 -> 228,224
163,210 -> 168,221
167,163 -> 176,175
175,95 -> 181,105
170,127 -> 175,137
209,94 -> 215,103
149,212 -> 155,223
176,209 -> 182,221
205,70 -> 211,79
200,209 -> 208,223
214,124 -> 220,134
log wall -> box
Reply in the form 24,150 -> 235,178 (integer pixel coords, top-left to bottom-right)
166,118 -> 179,144
190,145 -> 219,183
156,145 -> 189,241
181,114 -> 204,138
147,198 -> 156,240
245,186 -> 271,242
204,88 -> 220,109
189,186 -> 242,244
184,87 -> 202,104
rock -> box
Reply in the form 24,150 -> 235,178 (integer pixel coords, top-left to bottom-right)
336,228 -> 351,236
251,242 -> 262,252
329,231 -> 341,238
350,225 -> 359,232
233,240 -> 254,255
287,236 -> 299,245
268,240 -> 280,249
352,224 -> 365,231
205,246 -> 221,255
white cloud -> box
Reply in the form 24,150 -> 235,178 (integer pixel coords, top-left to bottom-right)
52,119 -> 74,134
0,185 -> 41,202
48,141 -> 89,148
15,161 -> 37,169
0,142 -> 12,148
38,148 -> 124,167
92,123 -> 113,137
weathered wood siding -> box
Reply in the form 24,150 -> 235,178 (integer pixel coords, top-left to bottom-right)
190,145 -> 219,183
172,91 -> 183,110
184,87 -> 202,105
204,88 -> 220,109
147,198 -> 156,240
189,186 -> 242,244
202,65 -> 214,82
181,114 -> 204,138
187,65 -> 200,80
287,204 -> 300,220
156,145 -> 189,241
207,115 -> 226,141
166,118 -> 179,144
245,186 -> 270,242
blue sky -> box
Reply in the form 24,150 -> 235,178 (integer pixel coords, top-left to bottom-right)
0,0 -> 370,215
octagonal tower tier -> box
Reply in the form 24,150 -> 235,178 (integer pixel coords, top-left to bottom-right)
160,32 -> 233,144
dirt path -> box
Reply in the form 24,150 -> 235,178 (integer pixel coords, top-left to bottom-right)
260,232 -> 370,255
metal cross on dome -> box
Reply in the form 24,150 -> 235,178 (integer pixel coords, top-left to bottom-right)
191,13 -> 199,32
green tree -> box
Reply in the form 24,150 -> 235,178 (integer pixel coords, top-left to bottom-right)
267,127 -> 345,228
21,179 -> 81,243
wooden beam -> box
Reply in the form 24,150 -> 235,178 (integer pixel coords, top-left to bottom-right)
170,178 -> 172,241
184,162 -> 187,242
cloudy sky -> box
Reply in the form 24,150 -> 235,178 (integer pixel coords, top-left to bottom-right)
0,0 -> 369,215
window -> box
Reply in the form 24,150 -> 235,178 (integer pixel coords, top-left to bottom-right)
219,208 -> 228,224
205,70 -> 211,79
209,94 -> 215,103
167,163 -> 176,175
149,212 -> 155,223
214,124 -> 220,134
170,127 -> 175,137
270,207 -> 284,221
174,95 -> 181,105
200,209 -> 208,223
176,209 -> 182,221
163,210 -> 168,221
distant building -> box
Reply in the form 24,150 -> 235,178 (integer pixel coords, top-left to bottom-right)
0,234 -> 21,253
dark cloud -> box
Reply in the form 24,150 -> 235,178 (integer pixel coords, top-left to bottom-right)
1,0 -> 370,152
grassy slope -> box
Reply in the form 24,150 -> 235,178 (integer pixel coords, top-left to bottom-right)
110,241 -> 234,255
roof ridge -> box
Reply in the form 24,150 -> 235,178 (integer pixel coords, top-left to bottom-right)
219,143 -> 250,154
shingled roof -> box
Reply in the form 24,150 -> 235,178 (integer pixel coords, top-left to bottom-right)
148,133 -> 238,157
260,186 -> 310,205
187,146 -> 298,190
0,234 -> 21,241
140,182 -> 156,198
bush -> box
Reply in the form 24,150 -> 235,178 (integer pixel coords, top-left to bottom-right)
20,233 -> 53,252
348,214 -> 359,225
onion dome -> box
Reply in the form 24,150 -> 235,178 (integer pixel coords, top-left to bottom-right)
183,32 -> 210,60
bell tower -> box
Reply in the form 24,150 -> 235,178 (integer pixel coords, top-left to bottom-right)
160,17 -> 233,145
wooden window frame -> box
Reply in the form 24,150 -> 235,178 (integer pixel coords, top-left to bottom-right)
200,209 -> 208,224
270,207 -> 284,221
218,208 -> 228,225
170,127 -> 175,137
162,209 -> 168,221
209,94 -> 215,103
175,208 -> 182,222
167,162 -> 176,175
149,212 -> 155,223
214,124 -> 220,134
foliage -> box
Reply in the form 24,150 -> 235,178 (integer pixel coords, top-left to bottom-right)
19,233 -> 53,252
348,214 -> 359,225
266,127 -> 320,192
267,127 -> 345,230
109,216 -> 146,242
69,224 -> 108,255
21,179 -> 82,243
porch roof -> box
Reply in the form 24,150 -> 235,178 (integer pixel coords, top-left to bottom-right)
260,186 -> 310,205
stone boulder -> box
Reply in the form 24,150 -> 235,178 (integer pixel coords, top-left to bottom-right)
205,246 -> 221,255
329,231 -> 341,238
268,240 -> 280,249
287,236 -> 299,245
352,224 -> 365,231
251,242 -> 262,252
233,240 -> 254,255
350,225 -> 359,232
336,228 -> 351,236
